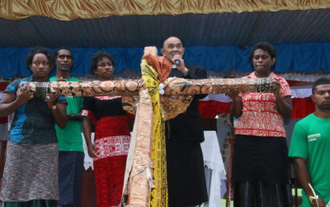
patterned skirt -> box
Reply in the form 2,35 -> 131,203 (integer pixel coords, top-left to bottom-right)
0,142 -> 59,202
93,135 -> 130,207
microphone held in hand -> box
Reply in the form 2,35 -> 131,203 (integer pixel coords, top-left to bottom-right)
175,60 -> 180,66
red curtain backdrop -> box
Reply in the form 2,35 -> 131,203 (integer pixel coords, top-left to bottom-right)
291,97 -> 315,118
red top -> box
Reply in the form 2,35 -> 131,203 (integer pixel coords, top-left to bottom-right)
235,72 -> 292,137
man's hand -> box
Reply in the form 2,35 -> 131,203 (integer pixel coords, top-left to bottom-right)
172,53 -> 185,73
87,143 -> 97,158
143,46 -> 158,57
310,197 -> 326,207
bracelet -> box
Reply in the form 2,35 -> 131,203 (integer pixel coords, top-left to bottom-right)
309,195 -> 319,206
308,183 -> 320,206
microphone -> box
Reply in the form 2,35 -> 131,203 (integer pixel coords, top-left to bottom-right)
175,60 -> 180,66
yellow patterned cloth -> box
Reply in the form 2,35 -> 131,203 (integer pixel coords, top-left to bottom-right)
141,59 -> 168,207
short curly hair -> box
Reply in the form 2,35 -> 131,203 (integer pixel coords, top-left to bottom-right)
90,51 -> 115,73
26,46 -> 55,68
249,42 -> 277,62
312,77 -> 330,94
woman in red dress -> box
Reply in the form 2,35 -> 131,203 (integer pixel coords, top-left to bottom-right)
82,51 -> 131,207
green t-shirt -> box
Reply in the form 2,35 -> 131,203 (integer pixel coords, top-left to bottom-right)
289,113 -> 330,206
50,76 -> 84,152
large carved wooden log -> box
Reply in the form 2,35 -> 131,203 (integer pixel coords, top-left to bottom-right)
164,77 -> 273,95
18,79 -> 144,97
18,77 -> 273,97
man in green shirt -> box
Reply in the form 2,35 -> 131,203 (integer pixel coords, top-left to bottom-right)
50,47 -> 84,207
289,77 -> 330,207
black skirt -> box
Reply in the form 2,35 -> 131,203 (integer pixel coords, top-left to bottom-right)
233,181 -> 291,207
232,135 -> 289,184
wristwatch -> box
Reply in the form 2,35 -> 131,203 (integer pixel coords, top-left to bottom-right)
183,67 -> 189,76
51,105 -> 57,110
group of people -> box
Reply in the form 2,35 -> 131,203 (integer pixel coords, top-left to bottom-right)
0,36 -> 328,207
0,46 -> 131,207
